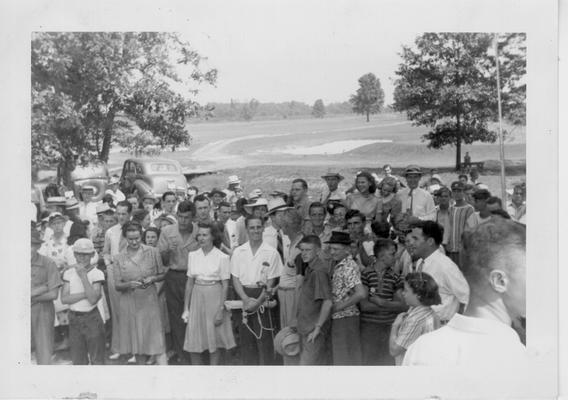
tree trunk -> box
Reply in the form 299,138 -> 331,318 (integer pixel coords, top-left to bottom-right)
366,110 -> 370,122
455,114 -> 462,171
100,113 -> 115,162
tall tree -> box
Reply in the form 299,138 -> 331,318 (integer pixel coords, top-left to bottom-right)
393,33 -> 526,170
31,32 -> 217,185
312,99 -> 326,118
350,73 -> 385,122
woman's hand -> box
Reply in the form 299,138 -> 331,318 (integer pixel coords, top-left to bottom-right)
214,308 -> 224,326
181,309 -> 190,323
128,280 -> 143,290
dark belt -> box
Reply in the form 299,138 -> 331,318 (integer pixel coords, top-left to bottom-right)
69,308 -> 98,316
168,269 -> 187,274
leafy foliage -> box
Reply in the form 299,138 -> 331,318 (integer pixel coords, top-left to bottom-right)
312,99 -> 326,118
31,32 -> 216,184
350,73 -> 385,122
393,33 -> 526,169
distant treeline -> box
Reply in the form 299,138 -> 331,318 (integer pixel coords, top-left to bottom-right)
202,99 -> 354,121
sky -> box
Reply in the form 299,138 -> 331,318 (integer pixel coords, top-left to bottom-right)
173,1 -> 424,105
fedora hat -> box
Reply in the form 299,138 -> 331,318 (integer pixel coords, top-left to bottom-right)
324,231 -> 352,245
266,197 -> 293,215
243,198 -> 268,214
209,188 -> 227,198
404,165 -> 423,176
274,326 -> 301,357
227,175 -> 241,185
321,171 -> 344,181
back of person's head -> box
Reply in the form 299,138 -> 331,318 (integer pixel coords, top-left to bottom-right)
487,196 -> 503,209
345,209 -> 365,223
405,272 -> 442,306
490,208 -> 511,219
299,235 -> 322,248
461,216 -> 526,289
177,200 -> 196,215
283,209 -> 303,233
411,220 -> 443,247
371,220 -> 391,239
373,238 -> 397,258
236,197 -> 248,215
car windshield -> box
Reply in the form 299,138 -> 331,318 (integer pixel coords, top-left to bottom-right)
149,163 -> 180,173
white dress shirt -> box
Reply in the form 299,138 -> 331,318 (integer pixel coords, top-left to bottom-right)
187,247 -> 230,281
230,241 -> 283,286
397,187 -> 436,221
417,249 -> 469,321
403,314 -> 528,366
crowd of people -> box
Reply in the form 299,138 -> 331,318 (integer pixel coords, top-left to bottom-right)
30,164 -> 527,366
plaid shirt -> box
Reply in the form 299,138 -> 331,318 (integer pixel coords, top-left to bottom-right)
331,255 -> 362,320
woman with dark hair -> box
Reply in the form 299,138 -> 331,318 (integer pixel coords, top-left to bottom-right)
113,221 -> 167,364
181,222 -> 235,365
389,272 -> 441,365
346,171 -> 381,224
142,227 -> 161,247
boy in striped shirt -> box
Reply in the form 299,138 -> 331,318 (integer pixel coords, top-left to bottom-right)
359,239 -> 407,365
446,181 -> 475,268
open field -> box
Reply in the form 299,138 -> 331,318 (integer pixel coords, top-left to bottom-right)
107,113 -> 525,199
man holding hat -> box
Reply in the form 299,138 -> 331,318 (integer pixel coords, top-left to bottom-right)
61,238 -> 106,365
396,165 -> 436,228
320,171 -> 346,206
31,227 -> 63,364
326,231 -> 367,365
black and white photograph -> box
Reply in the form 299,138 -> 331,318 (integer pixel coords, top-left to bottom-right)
0,0 -> 561,398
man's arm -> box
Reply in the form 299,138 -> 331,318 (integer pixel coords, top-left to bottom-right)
307,299 -> 332,343
332,283 -> 367,313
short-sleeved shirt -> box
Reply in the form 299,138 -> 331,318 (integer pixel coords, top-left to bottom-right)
157,223 -> 199,271
38,235 -> 69,269
397,187 -> 436,221
230,241 -> 283,286
113,245 -> 165,284
187,247 -> 230,281
63,266 -> 105,312
330,255 -> 362,319
394,305 -> 438,350
347,192 -> 380,221
447,204 -> 475,252
296,256 -> 332,335
360,266 -> 403,325
31,253 -> 63,302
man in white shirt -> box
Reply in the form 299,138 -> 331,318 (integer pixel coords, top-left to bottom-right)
79,185 -> 102,236
507,184 -> 526,224
396,165 -> 436,228
406,221 -> 469,323
106,175 -> 125,203
403,216 -> 527,366
230,215 -> 283,365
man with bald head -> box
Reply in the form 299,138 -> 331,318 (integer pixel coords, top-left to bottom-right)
403,216 -> 527,366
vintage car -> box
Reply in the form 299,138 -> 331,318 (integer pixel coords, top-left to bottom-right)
69,161 -> 110,202
119,158 -> 188,198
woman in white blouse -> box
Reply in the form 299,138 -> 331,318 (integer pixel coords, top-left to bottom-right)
181,222 -> 236,365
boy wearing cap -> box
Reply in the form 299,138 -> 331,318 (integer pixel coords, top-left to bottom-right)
107,175 -> 125,203
31,228 -> 63,364
61,238 -> 106,364
326,231 -> 367,365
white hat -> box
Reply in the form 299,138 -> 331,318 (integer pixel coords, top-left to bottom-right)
266,197 -> 293,215
109,176 -> 120,185
248,189 -> 263,201
243,198 -> 268,214
73,238 -> 95,254
96,203 -> 112,214
227,175 -> 241,185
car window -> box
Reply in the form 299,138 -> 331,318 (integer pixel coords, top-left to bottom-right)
149,163 -> 178,173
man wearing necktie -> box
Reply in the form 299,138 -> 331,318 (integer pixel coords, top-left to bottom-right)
396,165 -> 436,230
